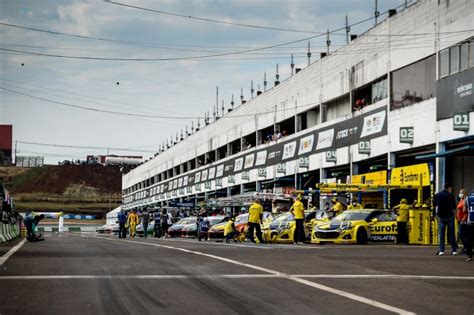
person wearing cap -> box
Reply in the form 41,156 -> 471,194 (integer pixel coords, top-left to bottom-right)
347,200 -> 363,210
290,195 -> 305,244
330,197 -> 344,217
394,198 -> 410,244
247,199 -> 265,243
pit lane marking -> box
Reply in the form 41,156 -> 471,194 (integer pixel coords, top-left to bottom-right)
77,234 -> 415,315
1,274 -> 472,281
0,239 -> 26,267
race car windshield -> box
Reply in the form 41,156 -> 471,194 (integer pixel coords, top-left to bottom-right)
235,214 -> 248,224
334,211 -> 370,221
207,216 -> 225,226
177,217 -> 197,225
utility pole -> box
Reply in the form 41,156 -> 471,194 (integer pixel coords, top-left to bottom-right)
374,0 -> 379,25
345,14 -> 350,44
307,42 -> 311,66
326,29 -> 331,55
14,140 -> 17,165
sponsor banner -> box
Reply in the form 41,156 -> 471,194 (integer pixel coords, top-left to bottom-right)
437,67 -> 474,120
351,171 -> 387,185
298,135 -> 314,155
258,167 -> 267,177
178,177 -> 183,187
276,163 -> 286,174
127,107 -> 386,203
228,175 -> 235,184
282,141 -> 297,160
242,171 -> 250,180
255,150 -> 267,166
208,167 -> 216,179
201,169 -> 208,181
244,154 -> 255,169
204,182 -> 211,189
195,183 -> 201,192
390,163 -> 430,186
216,178 -> 223,187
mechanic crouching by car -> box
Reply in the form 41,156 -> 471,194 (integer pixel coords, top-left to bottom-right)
24,213 -> 45,242
394,198 -> 409,245
224,217 -> 238,243
247,199 -> 265,243
290,195 -> 305,244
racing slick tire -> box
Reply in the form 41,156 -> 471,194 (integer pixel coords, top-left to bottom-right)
356,227 -> 368,245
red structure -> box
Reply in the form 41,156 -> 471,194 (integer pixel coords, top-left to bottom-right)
0,125 -> 13,165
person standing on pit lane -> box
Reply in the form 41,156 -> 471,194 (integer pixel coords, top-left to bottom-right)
394,198 -> 410,245
290,195 -> 305,244
247,199 -> 265,243
127,209 -> 139,238
154,210 -> 162,238
117,210 -> 127,238
464,190 -> 474,262
434,183 -> 458,256
142,209 -> 150,238
456,189 -> 468,255
161,209 -> 170,238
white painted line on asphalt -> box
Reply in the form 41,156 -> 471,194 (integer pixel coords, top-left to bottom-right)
0,238 -> 26,267
0,274 -> 279,280
2,274 -> 472,281
84,235 -> 415,315
295,274 -> 474,280
153,238 -> 324,250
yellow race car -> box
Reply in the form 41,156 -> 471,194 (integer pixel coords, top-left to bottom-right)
264,210 -> 326,244
311,209 -> 397,244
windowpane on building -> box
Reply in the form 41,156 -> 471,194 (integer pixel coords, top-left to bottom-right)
391,55 -> 436,110
460,43 -> 469,70
439,49 -> 449,77
450,46 -> 459,74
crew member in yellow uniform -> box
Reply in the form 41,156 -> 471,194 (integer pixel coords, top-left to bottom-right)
224,217 -> 238,243
247,199 -> 265,243
394,198 -> 410,244
331,197 -> 344,217
290,195 -> 305,244
127,209 -> 139,238
347,200 -> 363,210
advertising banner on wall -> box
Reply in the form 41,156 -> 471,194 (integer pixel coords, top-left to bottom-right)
437,68 -> 474,120
126,107 -> 387,204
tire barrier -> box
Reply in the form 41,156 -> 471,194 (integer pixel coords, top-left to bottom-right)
0,222 -> 20,243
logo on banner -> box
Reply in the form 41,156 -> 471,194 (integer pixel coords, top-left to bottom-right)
208,167 -> 216,179
216,178 -> 222,187
276,163 -> 287,174
255,151 -> 267,166
242,171 -> 250,180
298,135 -> 314,155
282,141 -> 297,160
358,141 -> 371,154
399,127 -> 414,144
299,156 -> 309,168
316,129 -> 335,150
360,110 -> 386,138
244,154 -> 255,169
453,113 -> 469,131
234,158 -> 244,172
258,167 -> 267,177
228,175 -> 235,184
205,182 -> 211,189
326,150 -> 337,162
195,172 -> 201,183
216,165 -> 224,177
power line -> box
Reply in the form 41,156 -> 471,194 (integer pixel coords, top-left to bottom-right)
17,140 -> 156,153
106,0 -> 326,35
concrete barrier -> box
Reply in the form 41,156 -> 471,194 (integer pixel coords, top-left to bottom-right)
0,222 -> 20,243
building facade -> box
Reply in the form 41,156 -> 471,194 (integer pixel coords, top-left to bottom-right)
122,0 -> 474,210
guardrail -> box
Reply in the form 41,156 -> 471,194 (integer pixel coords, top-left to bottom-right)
0,222 -> 20,243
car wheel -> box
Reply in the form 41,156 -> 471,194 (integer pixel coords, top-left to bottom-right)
356,227 -> 368,245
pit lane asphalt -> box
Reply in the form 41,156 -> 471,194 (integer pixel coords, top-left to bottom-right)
0,233 -> 473,315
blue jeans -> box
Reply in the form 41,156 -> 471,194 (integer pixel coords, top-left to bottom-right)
438,216 -> 457,253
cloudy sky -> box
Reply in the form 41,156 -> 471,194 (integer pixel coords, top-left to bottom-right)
0,0 -> 407,164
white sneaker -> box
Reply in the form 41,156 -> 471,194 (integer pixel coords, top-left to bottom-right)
452,252 -> 458,256
437,251 -> 445,256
